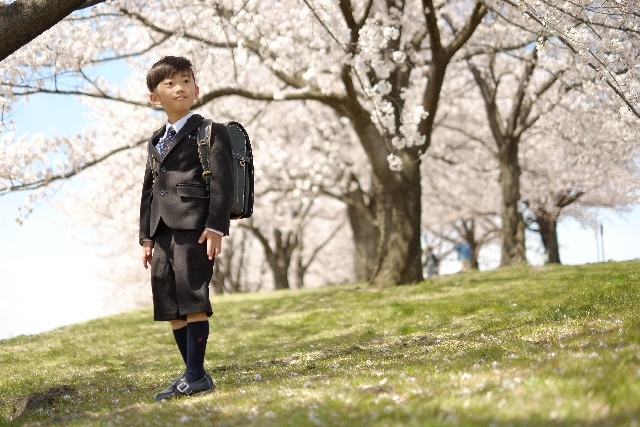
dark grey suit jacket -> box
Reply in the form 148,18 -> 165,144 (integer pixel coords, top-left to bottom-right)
139,114 -> 233,243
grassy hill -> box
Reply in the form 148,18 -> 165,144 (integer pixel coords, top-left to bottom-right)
1,261 -> 639,426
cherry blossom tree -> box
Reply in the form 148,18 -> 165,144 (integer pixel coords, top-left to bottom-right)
482,0 -> 640,119
464,45 -> 568,266
2,0 -> 638,289
242,201 -> 347,290
520,92 -> 640,264
0,0 -> 490,287
428,23 -> 640,268
422,7 -> 638,265
240,101 -> 354,289
422,87 -> 503,271
455,0 -> 640,266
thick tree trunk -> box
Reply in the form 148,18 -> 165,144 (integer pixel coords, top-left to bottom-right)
271,261 -> 290,290
534,211 -> 561,264
499,140 -> 527,266
345,185 -> 379,282
0,0 -> 105,61
369,165 -> 423,287
348,210 -> 379,282
333,0 -> 486,287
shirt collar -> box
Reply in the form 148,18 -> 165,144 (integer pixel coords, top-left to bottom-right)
163,112 -> 194,137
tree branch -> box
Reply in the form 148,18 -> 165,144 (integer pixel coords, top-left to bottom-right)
422,0 -> 444,56
0,137 -> 147,196
300,0 -> 344,49
444,1 -> 487,59
196,87 -> 345,109
301,218 -> 345,271
0,0 -> 98,61
8,85 -> 150,107
467,60 -> 506,145
75,0 -> 106,10
508,48 -> 537,136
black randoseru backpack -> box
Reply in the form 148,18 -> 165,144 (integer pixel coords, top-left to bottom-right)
197,119 -> 254,219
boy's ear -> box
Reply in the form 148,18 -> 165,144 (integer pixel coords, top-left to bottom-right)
194,85 -> 200,101
149,92 -> 162,108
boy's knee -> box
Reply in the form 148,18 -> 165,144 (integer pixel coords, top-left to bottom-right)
186,312 -> 208,323
170,319 -> 188,330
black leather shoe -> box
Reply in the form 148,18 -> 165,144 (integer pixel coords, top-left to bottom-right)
165,372 -> 214,389
154,374 -> 215,401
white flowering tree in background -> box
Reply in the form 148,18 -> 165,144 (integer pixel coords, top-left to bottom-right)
420,59 -> 505,270
434,44 -> 640,267
1,0 -> 639,290
243,101 -> 354,289
421,130 -> 502,270
453,0 -> 640,266
210,226 -> 271,294
520,93 -> 640,264
464,42 -> 573,266
0,0 -> 489,287
493,0 -> 640,119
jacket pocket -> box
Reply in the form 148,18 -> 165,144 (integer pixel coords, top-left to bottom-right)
176,184 -> 209,199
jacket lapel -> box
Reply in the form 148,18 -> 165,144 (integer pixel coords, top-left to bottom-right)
160,114 -> 204,159
149,126 -> 166,162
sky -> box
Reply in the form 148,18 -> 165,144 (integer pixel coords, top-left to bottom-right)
0,93 -> 117,340
1,76 -> 639,341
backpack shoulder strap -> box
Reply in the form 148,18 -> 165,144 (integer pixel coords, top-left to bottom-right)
197,119 -> 213,188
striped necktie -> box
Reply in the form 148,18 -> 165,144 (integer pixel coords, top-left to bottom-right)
157,126 -> 176,154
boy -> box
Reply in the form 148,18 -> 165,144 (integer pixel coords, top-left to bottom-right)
139,56 -> 233,401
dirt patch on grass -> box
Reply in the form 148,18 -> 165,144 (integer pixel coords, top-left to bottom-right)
12,385 -> 76,419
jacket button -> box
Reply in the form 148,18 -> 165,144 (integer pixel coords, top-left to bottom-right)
159,190 -> 166,196
160,166 -> 167,173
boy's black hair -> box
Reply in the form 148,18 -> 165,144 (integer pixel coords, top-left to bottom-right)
146,56 -> 196,92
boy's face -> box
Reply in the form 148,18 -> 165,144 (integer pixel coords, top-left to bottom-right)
149,70 -> 199,121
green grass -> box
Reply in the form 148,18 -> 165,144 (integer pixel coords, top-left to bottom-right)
1,261 -> 640,426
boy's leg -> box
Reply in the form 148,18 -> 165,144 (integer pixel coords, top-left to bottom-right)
155,314 -> 211,402
152,227 -> 214,401
171,229 -> 214,382
157,229 -> 214,400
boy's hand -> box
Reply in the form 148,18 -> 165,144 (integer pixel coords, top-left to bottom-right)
142,241 -> 154,269
198,229 -> 223,260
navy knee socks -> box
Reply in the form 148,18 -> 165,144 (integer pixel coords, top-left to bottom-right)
184,321 -> 209,382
